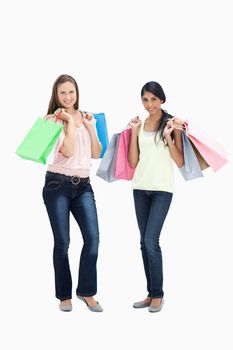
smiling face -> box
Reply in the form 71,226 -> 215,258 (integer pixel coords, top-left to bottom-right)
57,81 -> 77,110
141,91 -> 163,115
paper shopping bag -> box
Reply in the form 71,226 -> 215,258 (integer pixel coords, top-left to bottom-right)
179,132 -> 204,180
93,113 -> 109,158
96,133 -> 120,182
16,117 -> 63,164
186,121 -> 228,172
114,128 -> 135,180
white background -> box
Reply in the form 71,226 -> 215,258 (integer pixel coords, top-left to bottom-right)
1,0 -> 233,349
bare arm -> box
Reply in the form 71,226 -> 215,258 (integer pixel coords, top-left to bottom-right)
54,110 -> 75,157
164,119 -> 184,168
59,119 -> 75,157
128,117 -> 141,168
83,113 -> 102,159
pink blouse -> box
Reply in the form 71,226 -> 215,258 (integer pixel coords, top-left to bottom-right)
46,113 -> 93,177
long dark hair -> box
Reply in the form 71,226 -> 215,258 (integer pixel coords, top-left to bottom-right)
141,81 -> 173,145
47,74 -> 79,114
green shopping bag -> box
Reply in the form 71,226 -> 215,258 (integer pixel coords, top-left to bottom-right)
16,117 -> 64,164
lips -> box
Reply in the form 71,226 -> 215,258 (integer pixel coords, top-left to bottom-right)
63,101 -> 73,106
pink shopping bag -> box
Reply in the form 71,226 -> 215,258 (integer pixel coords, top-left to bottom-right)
114,128 -> 135,180
185,121 -> 228,172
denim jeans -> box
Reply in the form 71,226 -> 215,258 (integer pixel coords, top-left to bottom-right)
42,172 -> 100,301
133,190 -> 173,298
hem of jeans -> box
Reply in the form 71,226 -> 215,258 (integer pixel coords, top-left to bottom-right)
76,291 -> 97,297
148,293 -> 164,298
57,296 -> 72,301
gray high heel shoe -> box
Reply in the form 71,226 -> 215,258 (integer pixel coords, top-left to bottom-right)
148,298 -> 164,313
77,295 -> 103,312
133,299 -> 151,308
59,302 -> 72,312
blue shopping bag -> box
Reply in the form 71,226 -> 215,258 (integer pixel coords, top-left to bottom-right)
93,113 -> 109,158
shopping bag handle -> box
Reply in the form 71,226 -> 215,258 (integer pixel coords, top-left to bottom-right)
168,117 -> 188,133
54,109 -> 62,123
182,120 -> 189,134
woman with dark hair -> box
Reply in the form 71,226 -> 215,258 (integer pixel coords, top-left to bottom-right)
128,81 -> 184,312
43,74 -> 103,312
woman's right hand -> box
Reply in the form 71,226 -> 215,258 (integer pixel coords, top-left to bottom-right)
54,108 -> 73,123
129,116 -> 142,131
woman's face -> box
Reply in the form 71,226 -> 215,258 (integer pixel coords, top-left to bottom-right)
141,91 -> 163,115
57,81 -> 77,109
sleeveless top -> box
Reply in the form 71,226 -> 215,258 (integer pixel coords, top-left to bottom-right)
131,119 -> 174,193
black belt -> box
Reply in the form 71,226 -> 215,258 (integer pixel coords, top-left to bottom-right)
46,171 -> 90,185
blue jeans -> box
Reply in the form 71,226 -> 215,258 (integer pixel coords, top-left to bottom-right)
42,172 -> 100,301
133,190 -> 173,298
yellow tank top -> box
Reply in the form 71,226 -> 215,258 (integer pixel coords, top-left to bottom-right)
131,119 -> 174,192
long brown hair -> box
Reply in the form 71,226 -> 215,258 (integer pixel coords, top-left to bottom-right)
47,74 -> 79,114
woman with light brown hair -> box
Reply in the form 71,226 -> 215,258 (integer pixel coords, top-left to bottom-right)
43,74 -> 103,312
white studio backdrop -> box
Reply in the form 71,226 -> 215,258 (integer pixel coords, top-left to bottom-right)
0,0 -> 232,349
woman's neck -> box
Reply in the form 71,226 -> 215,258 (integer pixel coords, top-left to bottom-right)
148,108 -> 162,122
144,109 -> 163,131
66,107 -> 77,115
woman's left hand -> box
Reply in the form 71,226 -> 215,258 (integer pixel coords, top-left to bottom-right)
164,119 -> 174,138
173,117 -> 185,132
83,113 -> 95,130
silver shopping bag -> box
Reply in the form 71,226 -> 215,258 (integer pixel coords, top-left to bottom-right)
96,133 -> 120,182
179,132 -> 204,180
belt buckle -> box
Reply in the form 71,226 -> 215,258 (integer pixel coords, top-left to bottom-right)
71,176 -> 80,185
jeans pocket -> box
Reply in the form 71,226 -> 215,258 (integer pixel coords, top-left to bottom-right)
45,179 -> 63,191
